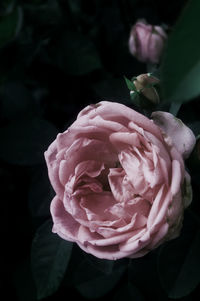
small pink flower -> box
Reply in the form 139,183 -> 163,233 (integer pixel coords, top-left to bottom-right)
45,101 -> 195,260
129,20 -> 167,64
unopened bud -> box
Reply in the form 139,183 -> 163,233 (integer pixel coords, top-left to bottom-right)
129,19 -> 167,64
133,73 -> 160,104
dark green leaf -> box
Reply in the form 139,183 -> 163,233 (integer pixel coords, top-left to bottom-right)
84,254 -> 115,275
13,259 -> 37,301
0,6 -> 23,47
158,211 -> 200,298
0,118 -> 58,165
0,81 -> 36,121
187,121 -> 200,137
76,268 -> 125,299
0,0 -> 15,16
31,220 -> 73,300
161,0 -> 200,103
113,282 -> 145,301
124,76 -> 137,92
28,166 -> 54,218
130,91 -> 139,103
74,259 -> 126,299
169,102 -> 182,116
55,31 -> 101,75
68,0 -> 81,16
24,1 -> 62,29
129,252 -> 168,301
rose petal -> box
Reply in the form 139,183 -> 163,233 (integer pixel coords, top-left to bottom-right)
148,223 -> 169,248
50,196 -> 79,241
77,242 -> 129,260
151,111 -> 196,158
78,101 -> 163,140
108,168 -> 134,202
119,230 -> 151,252
44,141 -> 64,199
182,171 -> 193,208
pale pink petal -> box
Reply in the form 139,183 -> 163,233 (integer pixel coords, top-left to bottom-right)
78,101 -> 163,140
97,213 -> 146,239
89,115 -> 127,132
77,242 -> 129,260
119,230 -> 151,252
148,223 -> 169,248
136,23 -> 152,61
170,160 -> 182,195
109,132 -> 141,149
148,33 -> 165,64
108,168 -> 135,202
75,160 -> 105,179
77,225 -> 102,245
119,150 -> 149,195
147,185 -> 165,229
50,196 -> 79,241
80,192 -> 116,221
85,231 -> 134,247
63,138 -> 117,179
150,191 -> 172,232
154,26 -> 167,39
167,190 -> 183,228
44,141 -> 64,199
152,111 -> 196,158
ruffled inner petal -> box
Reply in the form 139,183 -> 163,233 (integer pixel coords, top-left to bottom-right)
47,101 -> 187,260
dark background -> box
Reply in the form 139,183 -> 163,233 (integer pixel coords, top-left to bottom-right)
1,0 -> 200,300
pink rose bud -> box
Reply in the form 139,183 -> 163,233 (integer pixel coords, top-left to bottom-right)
129,20 -> 167,64
45,101 -> 195,260
134,73 -> 160,104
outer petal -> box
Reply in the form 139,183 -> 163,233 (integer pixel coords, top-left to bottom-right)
151,111 -> 196,159
50,196 -> 79,242
78,101 -> 163,141
182,171 -> 193,208
44,140 -> 65,199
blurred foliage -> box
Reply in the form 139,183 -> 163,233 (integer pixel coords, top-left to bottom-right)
0,0 -> 200,301
160,0 -> 200,104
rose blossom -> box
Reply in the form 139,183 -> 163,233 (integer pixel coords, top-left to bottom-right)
129,20 -> 167,64
45,101 -> 195,260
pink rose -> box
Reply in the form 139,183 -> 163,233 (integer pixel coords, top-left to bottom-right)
129,20 -> 167,64
45,101 -> 195,260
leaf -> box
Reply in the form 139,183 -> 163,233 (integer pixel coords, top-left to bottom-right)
187,121 -> 200,136
161,0 -> 200,103
169,102 -> 182,116
0,0 -> 15,16
0,81 -> 36,121
158,210 -> 200,298
13,259 -> 37,301
28,165 -> 55,218
0,118 -> 58,165
24,0 -> 62,29
74,259 -> 126,299
68,0 -> 81,16
128,252 -> 168,301
55,31 -> 102,75
84,254 -> 115,275
113,282 -> 145,301
0,6 -> 23,47
124,76 -> 137,92
31,220 -> 73,300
